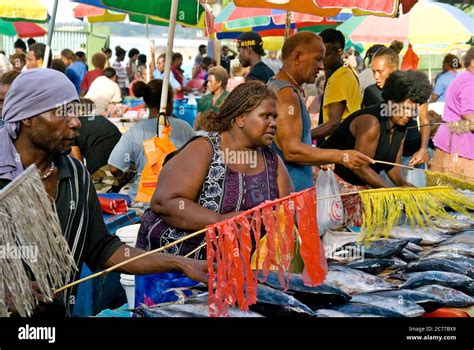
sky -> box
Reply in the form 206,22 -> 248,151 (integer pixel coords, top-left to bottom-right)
41,0 -> 80,23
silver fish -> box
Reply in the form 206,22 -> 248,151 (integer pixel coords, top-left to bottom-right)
325,265 -> 394,295
388,226 -> 449,245
405,242 -> 423,254
350,294 -> 425,317
401,271 -> 474,294
414,285 -> 474,308
330,302 -> 404,317
427,243 -> 474,258
442,231 -> 474,245
406,258 -> 474,278
361,289 -> 445,312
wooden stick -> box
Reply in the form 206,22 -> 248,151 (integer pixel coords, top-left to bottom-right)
373,160 -> 426,172
54,227 -> 208,293
184,242 -> 206,258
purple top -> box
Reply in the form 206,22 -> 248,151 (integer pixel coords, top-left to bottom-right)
433,70 -> 474,160
136,132 -> 279,258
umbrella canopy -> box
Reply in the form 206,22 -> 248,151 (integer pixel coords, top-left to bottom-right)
73,3 -> 127,22
234,0 -> 413,18
233,0 -> 341,17
100,0 -> 214,26
339,1 -> 474,44
73,0 -> 212,28
215,3 -> 339,39
0,0 -> 48,23
216,3 -> 329,30
0,19 -> 47,37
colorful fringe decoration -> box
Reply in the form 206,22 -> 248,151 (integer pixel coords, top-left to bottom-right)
359,186 -> 474,242
206,187 -> 327,317
425,171 -> 474,192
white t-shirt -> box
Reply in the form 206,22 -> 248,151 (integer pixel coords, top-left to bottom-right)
85,76 -> 122,114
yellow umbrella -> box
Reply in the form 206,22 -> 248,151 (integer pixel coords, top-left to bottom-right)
0,0 -> 48,22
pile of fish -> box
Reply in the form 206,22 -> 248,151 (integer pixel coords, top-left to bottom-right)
134,216 -> 474,318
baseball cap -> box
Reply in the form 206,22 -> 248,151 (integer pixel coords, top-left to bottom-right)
237,32 -> 265,56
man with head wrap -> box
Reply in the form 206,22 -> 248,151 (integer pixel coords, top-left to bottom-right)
0,69 -> 208,316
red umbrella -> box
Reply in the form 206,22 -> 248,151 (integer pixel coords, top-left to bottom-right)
0,19 -> 47,38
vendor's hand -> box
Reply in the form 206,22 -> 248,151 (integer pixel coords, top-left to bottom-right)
179,258 -> 209,284
408,148 -> 429,167
320,164 -> 335,171
6,282 -> 54,315
341,150 -> 373,170
150,46 -> 155,55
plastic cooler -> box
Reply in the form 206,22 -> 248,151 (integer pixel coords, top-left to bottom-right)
173,98 -> 197,127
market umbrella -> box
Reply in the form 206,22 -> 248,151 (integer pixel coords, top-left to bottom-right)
0,19 -> 47,37
73,3 -> 127,22
215,3 -> 330,31
338,1 -> 474,44
234,0 -> 414,18
0,0 -> 49,23
72,0 -> 212,28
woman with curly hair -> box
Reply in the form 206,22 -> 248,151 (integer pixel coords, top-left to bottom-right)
320,70 -> 431,226
136,81 -> 294,257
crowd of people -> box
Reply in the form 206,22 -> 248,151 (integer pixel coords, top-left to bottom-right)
0,29 -> 472,316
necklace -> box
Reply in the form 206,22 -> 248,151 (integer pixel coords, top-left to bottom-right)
281,69 -> 305,98
40,161 -> 55,180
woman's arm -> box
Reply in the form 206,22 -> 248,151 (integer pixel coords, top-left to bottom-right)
151,137 -> 238,231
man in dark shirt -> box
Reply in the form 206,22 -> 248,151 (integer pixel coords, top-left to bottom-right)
70,100 -> 122,175
362,47 -> 431,169
220,45 -> 237,74
237,31 -> 274,84
0,69 -> 208,315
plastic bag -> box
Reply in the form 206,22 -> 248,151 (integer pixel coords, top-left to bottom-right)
98,196 -> 129,215
315,169 -> 344,236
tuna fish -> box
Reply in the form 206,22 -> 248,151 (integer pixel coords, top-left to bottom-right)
427,243 -> 474,258
346,258 -> 405,275
330,302 -> 405,317
325,265 -> 394,295
251,284 -> 315,316
260,271 -> 351,308
405,242 -> 423,254
345,239 -> 409,259
388,226 -> 449,245
414,285 -> 474,308
360,289 -> 445,312
443,231 -> 474,245
406,258 -> 474,278
350,294 -> 425,317
401,271 -> 474,295
397,248 -> 420,262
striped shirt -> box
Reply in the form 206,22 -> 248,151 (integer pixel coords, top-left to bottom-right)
0,155 -> 123,314
112,60 -> 129,89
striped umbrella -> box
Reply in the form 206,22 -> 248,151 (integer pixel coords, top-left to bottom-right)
338,1 -> 474,44
234,0 -> 415,18
0,19 -> 46,37
215,3 -> 339,40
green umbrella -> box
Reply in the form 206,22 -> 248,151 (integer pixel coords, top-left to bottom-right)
101,0 -> 206,26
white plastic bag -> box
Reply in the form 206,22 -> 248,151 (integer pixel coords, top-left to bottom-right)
315,169 -> 344,236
